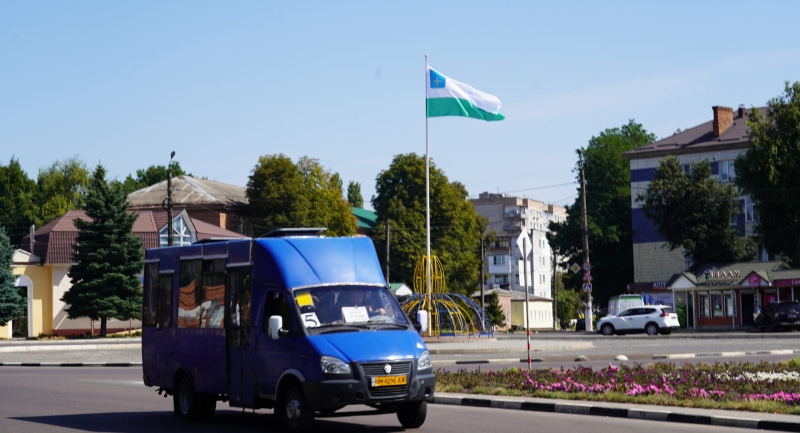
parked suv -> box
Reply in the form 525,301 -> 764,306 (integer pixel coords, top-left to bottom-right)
755,300 -> 800,331
597,305 -> 679,336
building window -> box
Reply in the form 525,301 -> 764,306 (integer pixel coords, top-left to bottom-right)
699,294 -> 709,318
719,161 -> 736,182
490,238 -> 510,249
711,293 -> 724,318
160,216 -> 193,247
492,255 -> 507,265
725,293 -> 735,317
493,275 -> 508,284
745,199 -> 759,222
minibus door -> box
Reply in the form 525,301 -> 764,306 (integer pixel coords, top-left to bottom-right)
227,267 -> 255,407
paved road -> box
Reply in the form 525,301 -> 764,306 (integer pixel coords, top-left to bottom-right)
0,367 -> 755,433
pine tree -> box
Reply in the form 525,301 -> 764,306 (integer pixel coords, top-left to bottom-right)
63,165 -> 143,337
485,292 -> 506,328
0,228 -> 26,326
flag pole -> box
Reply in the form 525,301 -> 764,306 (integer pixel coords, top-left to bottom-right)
425,53 -> 432,337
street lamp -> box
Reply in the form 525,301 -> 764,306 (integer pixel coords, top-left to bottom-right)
167,151 -> 175,247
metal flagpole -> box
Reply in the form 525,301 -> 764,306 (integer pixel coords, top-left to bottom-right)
425,53 -> 432,337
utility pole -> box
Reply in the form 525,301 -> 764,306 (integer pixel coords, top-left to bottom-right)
385,222 -> 390,282
553,251 -> 558,329
480,238 -> 485,307
167,151 -> 175,247
578,149 -> 593,332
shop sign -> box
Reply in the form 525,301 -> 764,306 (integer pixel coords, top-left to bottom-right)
748,274 -> 761,286
701,267 -> 741,286
652,281 -> 667,291
774,278 -> 800,287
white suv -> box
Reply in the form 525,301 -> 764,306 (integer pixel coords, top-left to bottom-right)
597,305 -> 680,336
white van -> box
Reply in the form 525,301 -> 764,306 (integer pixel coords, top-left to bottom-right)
607,295 -> 644,317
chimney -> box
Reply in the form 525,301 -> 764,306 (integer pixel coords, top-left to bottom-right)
738,104 -> 746,118
712,106 -> 734,137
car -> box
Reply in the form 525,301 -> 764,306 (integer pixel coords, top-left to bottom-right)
755,300 -> 800,331
597,305 -> 679,336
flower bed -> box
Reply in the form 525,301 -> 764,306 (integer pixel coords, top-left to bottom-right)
435,359 -> 800,414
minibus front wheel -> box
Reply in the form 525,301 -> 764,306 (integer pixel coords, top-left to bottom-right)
397,401 -> 427,428
280,385 -> 315,432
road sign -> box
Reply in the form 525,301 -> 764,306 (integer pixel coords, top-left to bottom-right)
516,231 -> 532,258
570,263 -> 581,274
583,262 -> 591,271
582,283 -> 592,292
582,272 -> 593,282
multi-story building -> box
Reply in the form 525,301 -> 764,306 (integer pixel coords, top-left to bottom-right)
471,192 -> 567,299
624,105 -> 767,290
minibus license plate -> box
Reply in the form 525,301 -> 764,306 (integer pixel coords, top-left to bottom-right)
371,375 -> 407,387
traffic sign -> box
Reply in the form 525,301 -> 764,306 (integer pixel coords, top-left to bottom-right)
516,231 -> 532,258
583,262 -> 591,271
582,283 -> 592,292
582,272 -> 593,282
570,263 -> 581,274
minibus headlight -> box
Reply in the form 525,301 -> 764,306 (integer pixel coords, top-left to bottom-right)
418,350 -> 432,370
320,356 -> 352,374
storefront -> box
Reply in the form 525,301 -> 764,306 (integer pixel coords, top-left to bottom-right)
664,262 -> 800,330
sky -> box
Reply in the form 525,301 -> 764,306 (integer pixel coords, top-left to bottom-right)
3,1 -> 800,210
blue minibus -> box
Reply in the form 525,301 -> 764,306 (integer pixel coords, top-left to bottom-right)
141,231 -> 435,431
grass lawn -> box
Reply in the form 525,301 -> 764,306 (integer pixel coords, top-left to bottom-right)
435,358 -> 800,415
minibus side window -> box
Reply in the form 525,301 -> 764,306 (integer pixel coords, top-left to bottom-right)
228,267 -> 252,345
264,291 -> 293,336
143,262 -> 159,327
157,274 -> 172,329
178,260 -> 202,328
201,259 -> 225,329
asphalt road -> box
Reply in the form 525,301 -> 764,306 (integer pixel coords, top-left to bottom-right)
0,367 -> 754,433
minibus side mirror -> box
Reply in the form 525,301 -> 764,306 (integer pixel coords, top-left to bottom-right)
268,315 -> 283,340
414,322 -> 422,332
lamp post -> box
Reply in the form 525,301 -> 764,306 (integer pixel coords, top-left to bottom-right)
167,151 -> 175,247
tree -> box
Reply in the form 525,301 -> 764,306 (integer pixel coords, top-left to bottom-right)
119,161 -> 193,195
63,165 -> 144,337
736,82 -> 800,266
555,273 -> 582,323
347,181 -> 364,208
484,292 -> 506,328
35,156 -> 90,226
638,156 -> 754,269
547,120 -> 656,306
246,154 -> 357,237
0,228 -> 26,326
0,158 -> 37,247
371,153 -> 487,295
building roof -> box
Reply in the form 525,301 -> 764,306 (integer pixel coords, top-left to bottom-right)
666,261 -> 794,289
20,209 -> 244,264
351,207 -> 378,230
127,176 -> 247,210
471,287 -> 550,301
624,107 -> 766,159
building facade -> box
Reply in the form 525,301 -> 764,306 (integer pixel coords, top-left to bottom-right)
471,192 -> 567,300
624,105 -> 768,287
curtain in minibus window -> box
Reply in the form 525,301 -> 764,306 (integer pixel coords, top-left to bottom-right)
178,260 -> 202,328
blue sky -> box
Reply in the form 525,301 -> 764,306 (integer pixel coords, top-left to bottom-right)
2,1 -> 799,209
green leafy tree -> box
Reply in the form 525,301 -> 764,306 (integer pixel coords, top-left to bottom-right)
35,156 -> 90,226
347,181 -> 364,208
246,154 -> 357,237
63,165 -> 144,337
119,161 -> 193,195
484,291 -> 506,328
371,153 -> 487,295
0,228 -> 26,326
547,120 -> 656,306
638,156 -> 754,269
0,158 -> 38,247
736,82 -> 800,266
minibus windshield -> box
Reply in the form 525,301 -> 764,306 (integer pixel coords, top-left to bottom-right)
293,286 -> 409,330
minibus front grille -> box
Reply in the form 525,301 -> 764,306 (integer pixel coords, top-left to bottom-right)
360,361 -> 412,399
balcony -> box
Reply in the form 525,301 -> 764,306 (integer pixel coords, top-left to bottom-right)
488,261 -> 512,274
503,208 -> 527,219
503,223 -> 522,233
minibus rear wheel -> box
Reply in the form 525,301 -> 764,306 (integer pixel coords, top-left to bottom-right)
397,401 -> 427,428
281,385 -> 314,432
174,377 -> 215,421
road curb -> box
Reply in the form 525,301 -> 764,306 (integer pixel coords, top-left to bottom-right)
433,358 -> 546,366
653,349 -> 800,359
432,394 -> 800,432
0,362 -> 142,367
0,343 -> 141,353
